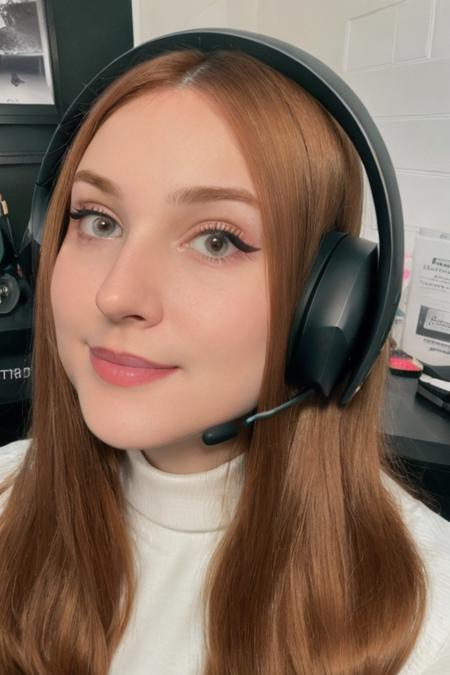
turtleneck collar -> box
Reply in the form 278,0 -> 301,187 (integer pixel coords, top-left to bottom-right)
121,449 -> 246,533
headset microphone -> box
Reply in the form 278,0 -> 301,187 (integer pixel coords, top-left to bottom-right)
202,387 -> 316,445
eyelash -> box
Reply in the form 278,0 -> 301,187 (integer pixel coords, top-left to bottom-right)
68,206 -> 259,266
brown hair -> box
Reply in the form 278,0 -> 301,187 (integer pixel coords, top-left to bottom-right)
0,48 -> 434,674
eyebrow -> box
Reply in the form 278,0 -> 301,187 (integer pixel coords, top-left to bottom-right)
73,169 -> 259,208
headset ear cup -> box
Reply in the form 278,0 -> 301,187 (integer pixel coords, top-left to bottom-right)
285,233 -> 378,397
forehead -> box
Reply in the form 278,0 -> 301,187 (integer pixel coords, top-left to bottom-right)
75,88 -> 255,197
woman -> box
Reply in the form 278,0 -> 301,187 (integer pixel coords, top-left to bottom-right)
0,46 -> 449,675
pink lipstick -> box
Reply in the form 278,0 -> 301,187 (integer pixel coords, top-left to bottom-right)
89,347 -> 179,387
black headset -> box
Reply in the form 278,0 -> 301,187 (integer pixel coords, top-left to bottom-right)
29,28 -> 404,446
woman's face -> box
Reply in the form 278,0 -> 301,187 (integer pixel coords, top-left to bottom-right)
50,87 -> 269,473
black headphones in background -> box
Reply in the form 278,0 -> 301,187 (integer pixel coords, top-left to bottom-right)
29,28 -> 404,446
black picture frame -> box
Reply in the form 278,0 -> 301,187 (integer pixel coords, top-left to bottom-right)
0,0 -> 62,125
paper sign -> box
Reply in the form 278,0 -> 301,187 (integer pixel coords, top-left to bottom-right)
402,228 -> 450,366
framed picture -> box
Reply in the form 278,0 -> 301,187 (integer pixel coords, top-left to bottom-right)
0,0 -> 61,123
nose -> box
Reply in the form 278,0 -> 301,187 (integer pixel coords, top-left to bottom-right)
94,236 -> 165,325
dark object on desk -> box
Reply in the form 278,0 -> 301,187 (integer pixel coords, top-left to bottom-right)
416,362 -> 450,415
417,379 -> 450,413
422,363 -> 450,381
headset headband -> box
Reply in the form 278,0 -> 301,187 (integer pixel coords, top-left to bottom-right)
29,27 -> 404,404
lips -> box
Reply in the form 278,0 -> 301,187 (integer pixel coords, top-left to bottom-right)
90,347 -> 176,369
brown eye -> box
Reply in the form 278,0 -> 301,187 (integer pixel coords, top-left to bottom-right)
190,231 -> 235,257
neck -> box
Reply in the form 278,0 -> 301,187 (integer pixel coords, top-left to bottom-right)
141,427 -> 251,475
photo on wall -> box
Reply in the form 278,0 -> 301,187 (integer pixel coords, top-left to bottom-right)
0,0 -> 54,104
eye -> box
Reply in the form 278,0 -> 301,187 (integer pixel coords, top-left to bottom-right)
188,223 -> 260,265
69,207 -> 120,239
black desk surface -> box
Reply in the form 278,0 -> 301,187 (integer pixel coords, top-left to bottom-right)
382,374 -> 450,468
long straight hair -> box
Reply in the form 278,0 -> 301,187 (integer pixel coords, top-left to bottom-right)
0,48 -> 432,674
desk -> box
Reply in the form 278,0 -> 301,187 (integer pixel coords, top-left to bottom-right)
382,374 -> 450,468
382,374 -> 450,521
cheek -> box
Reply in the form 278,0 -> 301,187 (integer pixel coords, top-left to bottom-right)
189,275 -> 269,369
51,251 -> 75,324
50,239 -> 99,315
50,248 -> 88,352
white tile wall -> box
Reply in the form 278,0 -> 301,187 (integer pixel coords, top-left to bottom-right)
364,169 -> 450,232
227,0 -> 259,30
364,0 -> 404,10
344,58 -> 450,116
346,7 -> 397,70
376,117 -> 450,173
345,0 -> 435,70
134,0 -> 229,41
397,170 -> 450,230
432,0 -> 450,58
182,0 -> 229,30
132,0 -> 258,42
394,0 -> 433,61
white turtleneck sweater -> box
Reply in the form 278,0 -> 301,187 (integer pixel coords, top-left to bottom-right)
1,438 -> 450,674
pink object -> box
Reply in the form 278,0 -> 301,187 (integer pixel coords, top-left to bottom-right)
389,355 -> 422,372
